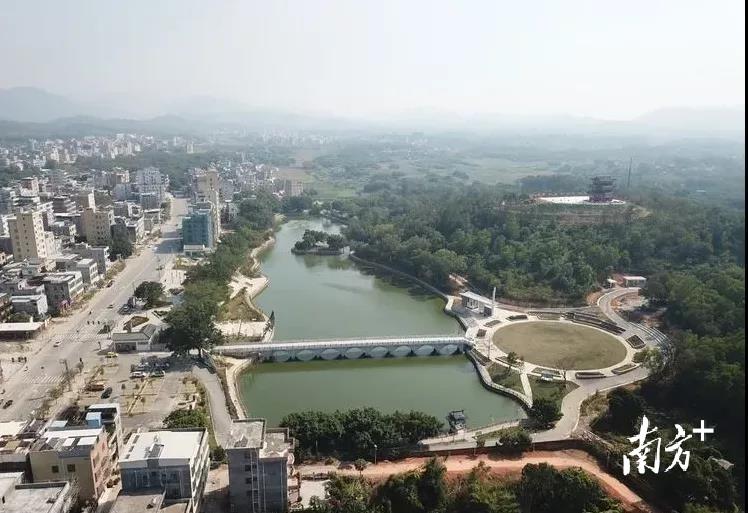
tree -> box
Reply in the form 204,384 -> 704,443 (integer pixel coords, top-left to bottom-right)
495,427 -> 531,453
326,234 -> 347,251
110,232 -> 133,259
505,352 -> 519,372
606,388 -> 644,433
163,298 -> 223,354
163,408 -> 208,429
354,459 -> 368,476
134,281 -> 165,308
517,463 -> 619,513
528,398 -> 562,428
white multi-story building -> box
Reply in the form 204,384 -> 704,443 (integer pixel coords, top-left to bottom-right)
7,209 -> 58,261
135,167 -> 167,203
119,429 -> 210,513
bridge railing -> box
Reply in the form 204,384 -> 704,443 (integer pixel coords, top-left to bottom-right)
213,335 -> 472,353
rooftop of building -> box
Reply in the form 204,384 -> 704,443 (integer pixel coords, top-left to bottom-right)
33,425 -> 103,452
0,322 -> 44,333
229,419 -> 265,449
120,429 -> 204,466
0,481 -> 70,513
229,419 -> 292,458
109,490 -> 164,513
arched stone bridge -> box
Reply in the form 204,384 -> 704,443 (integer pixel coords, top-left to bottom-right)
211,335 -> 472,362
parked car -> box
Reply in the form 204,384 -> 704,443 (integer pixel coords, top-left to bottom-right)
2,400 -> 13,409
53,341 -> 61,347
152,370 -> 165,378
107,304 -> 114,309
106,352 -> 118,358
101,387 -> 113,399
87,381 -> 106,392
130,371 -> 146,379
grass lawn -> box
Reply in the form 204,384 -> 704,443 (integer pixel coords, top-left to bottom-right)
529,375 -> 579,408
492,321 -> 627,370
488,365 -> 525,393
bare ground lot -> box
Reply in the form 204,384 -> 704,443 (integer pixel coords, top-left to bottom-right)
492,321 -> 627,370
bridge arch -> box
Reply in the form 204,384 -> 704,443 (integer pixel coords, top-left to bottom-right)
344,347 -> 365,359
438,344 -> 460,355
366,346 -> 389,358
391,345 -> 413,357
320,348 -> 341,360
414,345 -> 436,356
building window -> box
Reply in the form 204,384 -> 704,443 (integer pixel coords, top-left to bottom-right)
67,464 -> 76,472
51,465 -> 59,473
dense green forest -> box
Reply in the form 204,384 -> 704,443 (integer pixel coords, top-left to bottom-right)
336,177 -> 744,304
306,459 -> 622,513
280,408 -> 442,460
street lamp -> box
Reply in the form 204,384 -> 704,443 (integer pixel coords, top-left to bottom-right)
373,444 -> 377,465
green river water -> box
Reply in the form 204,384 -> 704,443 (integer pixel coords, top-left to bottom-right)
238,219 -> 525,427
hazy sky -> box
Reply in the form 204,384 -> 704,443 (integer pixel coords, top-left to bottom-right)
0,0 -> 744,119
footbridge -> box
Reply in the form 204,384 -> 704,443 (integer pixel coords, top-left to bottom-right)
212,335 -> 472,361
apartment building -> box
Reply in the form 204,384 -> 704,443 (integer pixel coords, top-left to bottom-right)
227,419 -> 296,513
181,210 -> 214,252
74,191 -> 96,210
29,424 -> 114,503
81,207 -> 114,245
51,197 -> 76,215
7,210 -> 57,261
135,167 -> 167,203
119,429 -> 210,513
41,271 -> 83,313
112,216 -> 144,244
70,243 -> 110,277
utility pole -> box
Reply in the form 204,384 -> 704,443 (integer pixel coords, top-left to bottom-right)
626,157 -> 633,190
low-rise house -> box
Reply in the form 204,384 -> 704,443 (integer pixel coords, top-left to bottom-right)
29,424 -> 115,502
0,321 -> 46,339
119,429 -> 210,513
112,321 -> 163,352
10,294 -> 49,319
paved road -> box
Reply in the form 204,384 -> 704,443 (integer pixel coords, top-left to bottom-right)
193,365 -> 233,446
0,197 -> 188,421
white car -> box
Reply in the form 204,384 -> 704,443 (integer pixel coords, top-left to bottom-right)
130,371 -> 147,379
53,341 -> 61,347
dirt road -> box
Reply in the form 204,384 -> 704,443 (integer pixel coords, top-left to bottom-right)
300,450 -> 655,512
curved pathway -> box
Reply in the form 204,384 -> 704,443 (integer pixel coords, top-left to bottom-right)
451,287 -> 668,443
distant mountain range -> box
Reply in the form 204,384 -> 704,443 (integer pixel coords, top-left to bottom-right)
0,86 -> 743,137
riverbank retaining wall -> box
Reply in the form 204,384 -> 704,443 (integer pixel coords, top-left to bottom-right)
465,350 -> 533,410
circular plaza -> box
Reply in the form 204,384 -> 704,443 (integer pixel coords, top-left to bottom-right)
491,320 -> 628,371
